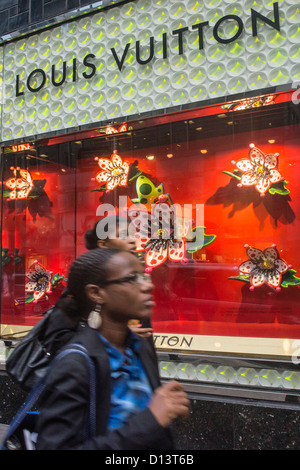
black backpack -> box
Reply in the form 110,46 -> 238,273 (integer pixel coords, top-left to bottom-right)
5,307 -> 79,391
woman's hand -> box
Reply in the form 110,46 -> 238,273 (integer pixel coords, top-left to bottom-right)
128,322 -> 153,338
148,380 -> 190,428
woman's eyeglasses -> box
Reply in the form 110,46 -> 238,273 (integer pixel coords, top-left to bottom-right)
104,272 -> 152,286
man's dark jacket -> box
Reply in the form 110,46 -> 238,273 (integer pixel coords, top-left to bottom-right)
36,322 -> 174,450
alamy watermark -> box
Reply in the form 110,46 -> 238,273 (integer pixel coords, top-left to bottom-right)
95,197 -> 205,247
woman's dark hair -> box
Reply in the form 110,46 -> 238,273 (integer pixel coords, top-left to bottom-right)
84,215 -> 129,250
57,247 -> 120,319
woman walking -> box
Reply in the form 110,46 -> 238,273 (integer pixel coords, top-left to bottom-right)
36,248 -> 189,450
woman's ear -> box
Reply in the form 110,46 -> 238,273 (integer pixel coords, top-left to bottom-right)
97,239 -> 107,248
85,284 -> 105,305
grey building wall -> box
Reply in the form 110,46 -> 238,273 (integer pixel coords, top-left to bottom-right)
0,0 -> 118,37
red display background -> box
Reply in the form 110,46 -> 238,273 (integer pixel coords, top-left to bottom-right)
1,165 -> 76,324
1,117 -> 300,342
75,123 -> 300,340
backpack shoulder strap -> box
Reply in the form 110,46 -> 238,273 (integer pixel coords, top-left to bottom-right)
1,344 -> 96,449
53,344 -> 97,438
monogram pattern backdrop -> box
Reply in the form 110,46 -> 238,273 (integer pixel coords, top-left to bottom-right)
0,0 -> 299,142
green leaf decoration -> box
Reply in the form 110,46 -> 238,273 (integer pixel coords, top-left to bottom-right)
223,169 -> 290,197
229,269 -> 300,288
268,180 -> 290,196
281,269 -> 300,288
25,293 -> 34,303
51,273 -> 65,290
129,170 -> 143,182
91,185 -> 106,192
14,248 -> 22,265
228,273 -> 250,283
136,252 -> 145,264
222,170 -> 242,180
2,248 -> 11,266
186,226 -> 216,253
203,234 -> 217,248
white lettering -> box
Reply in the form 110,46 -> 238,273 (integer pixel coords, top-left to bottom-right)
105,455 -> 140,467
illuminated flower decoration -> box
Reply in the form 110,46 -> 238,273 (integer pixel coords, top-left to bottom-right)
129,195 -> 216,269
235,244 -> 290,292
221,94 -> 275,112
95,150 -> 129,191
25,261 -> 52,303
5,167 -> 33,200
128,196 -> 187,268
105,123 -> 127,134
144,238 -> 186,269
233,144 -> 283,196
138,219 -> 187,269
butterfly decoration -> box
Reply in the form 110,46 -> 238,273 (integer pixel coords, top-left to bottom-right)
94,150 -> 130,192
4,167 -> 33,200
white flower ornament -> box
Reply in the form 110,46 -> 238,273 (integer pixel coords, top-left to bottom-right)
235,244 -> 290,292
25,261 -> 53,302
95,150 -> 129,191
233,144 -> 283,196
5,167 -> 33,200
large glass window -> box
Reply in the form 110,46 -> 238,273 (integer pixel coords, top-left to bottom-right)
1,144 -> 77,334
1,92 -> 300,363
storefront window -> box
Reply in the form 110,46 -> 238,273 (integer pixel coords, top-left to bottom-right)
1,143 -> 77,334
1,92 -> 300,367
